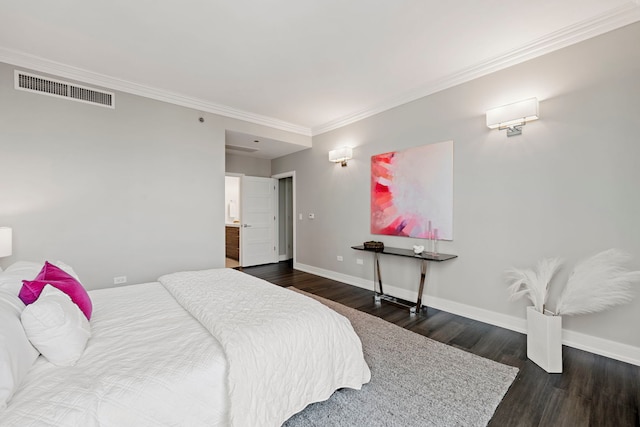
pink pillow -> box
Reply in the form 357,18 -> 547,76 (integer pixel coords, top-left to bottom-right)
19,262 -> 92,320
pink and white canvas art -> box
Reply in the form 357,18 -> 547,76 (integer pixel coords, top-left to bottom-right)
371,140 -> 453,240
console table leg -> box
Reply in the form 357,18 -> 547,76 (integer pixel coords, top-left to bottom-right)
374,252 -> 384,295
415,259 -> 428,313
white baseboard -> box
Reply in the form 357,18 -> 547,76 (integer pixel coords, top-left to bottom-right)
294,262 -> 640,367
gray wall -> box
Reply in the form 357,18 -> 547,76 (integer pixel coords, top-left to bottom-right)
272,23 -> 640,354
0,62 -> 301,289
225,153 -> 271,177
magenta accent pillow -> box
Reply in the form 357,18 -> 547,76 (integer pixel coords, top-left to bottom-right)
19,262 -> 92,320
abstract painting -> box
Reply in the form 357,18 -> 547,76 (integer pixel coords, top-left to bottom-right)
371,140 -> 453,240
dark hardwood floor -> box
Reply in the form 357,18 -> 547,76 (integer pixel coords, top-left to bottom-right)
241,261 -> 640,427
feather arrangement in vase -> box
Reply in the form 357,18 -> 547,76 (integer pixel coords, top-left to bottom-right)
506,249 -> 640,316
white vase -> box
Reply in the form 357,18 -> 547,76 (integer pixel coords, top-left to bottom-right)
526,306 -> 563,373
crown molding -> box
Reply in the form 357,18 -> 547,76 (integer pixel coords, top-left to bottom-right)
0,48 -> 312,137
2,2 -> 638,139
311,2 -> 640,136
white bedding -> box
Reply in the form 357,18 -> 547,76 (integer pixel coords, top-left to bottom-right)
0,282 -> 229,427
159,268 -> 371,427
1,268 -> 370,427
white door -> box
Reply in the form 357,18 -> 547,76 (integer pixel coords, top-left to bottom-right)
240,176 -> 277,267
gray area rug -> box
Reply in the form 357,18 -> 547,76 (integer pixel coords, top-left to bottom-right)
285,289 -> 519,427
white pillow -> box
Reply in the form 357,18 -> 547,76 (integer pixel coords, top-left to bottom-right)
50,260 -> 81,281
0,289 -> 39,411
0,262 -> 42,295
21,285 -> 91,367
0,261 -> 80,295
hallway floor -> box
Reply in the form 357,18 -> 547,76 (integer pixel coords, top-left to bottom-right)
225,258 -> 240,268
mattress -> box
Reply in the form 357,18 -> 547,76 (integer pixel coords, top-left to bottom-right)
0,282 -> 228,426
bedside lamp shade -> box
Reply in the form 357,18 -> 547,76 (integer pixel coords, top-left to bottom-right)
0,227 -> 12,258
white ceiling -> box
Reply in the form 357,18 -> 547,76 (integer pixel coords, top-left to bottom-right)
1,1 -> 639,159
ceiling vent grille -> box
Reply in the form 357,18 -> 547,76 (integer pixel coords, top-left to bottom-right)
15,70 -> 115,108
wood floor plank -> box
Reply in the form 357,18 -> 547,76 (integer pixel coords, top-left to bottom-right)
241,262 -> 640,426
538,388 -> 591,427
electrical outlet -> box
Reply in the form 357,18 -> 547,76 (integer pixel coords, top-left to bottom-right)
337,255 -> 343,262
113,276 -> 127,285
356,258 -> 364,265
308,213 -> 315,219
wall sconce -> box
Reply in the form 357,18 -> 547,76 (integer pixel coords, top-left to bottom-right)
0,227 -> 12,258
486,97 -> 539,137
328,147 -> 353,167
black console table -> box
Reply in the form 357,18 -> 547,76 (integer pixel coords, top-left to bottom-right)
351,245 -> 457,314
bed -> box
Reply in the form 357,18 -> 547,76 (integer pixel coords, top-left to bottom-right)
0,264 -> 371,426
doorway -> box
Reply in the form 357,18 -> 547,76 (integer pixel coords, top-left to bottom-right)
225,172 -> 295,268
224,174 -> 241,268
273,171 -> 296,265
278,177 -> 293,261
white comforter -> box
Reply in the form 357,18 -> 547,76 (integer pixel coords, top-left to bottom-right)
159,268 -> 371,427
1,282 -> 229,426
1,269 -> 370,427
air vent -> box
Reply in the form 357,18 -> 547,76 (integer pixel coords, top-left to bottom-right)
225,145 -> 259,153
15,70 -> 115,108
